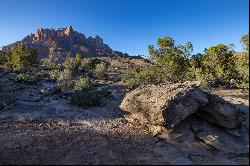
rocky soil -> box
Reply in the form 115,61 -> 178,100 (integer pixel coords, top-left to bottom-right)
0,72 -> 249,165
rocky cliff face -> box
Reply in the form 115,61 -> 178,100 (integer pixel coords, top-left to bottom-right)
2,26 -> 128,61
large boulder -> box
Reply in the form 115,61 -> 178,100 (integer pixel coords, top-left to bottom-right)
196,94 -> 243,129
120,83 -> 247,130
120,83 -> 249,162
120,83 -> 209,128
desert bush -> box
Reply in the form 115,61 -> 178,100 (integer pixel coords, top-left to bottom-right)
0,51 -> 8,66
148,37 -> 192,77
98,88 -> 113,99
57,69 -> 74,89
63,53 -> 73,70
49,69 -> 61,81
15,69 -> 50,84
234,34 -> 249,89
122,66 -> 156,88
84,58 -> 102,71
123,36 -> 192,89
33,70 -> 50,81
186,40 -> 248,89
72,53 -> 82,72
203,44 -> 237,82
58,79 -> 75,90
42,58 -> 60,70
124,34 -> 249,90
74,76 -> 92,91
16,73 -> 40,84
61,53 -> 84,77
69,87 -> 112,108
123,63 -> 186,89
94,63 -> 107,80
185,66 -> 203,81
5,44 -> 39,70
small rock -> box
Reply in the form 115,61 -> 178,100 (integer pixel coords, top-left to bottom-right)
158,132 -> 171,141
58,120 -> 70,127
61,89 -> 75,95
40,82 -> 61,96
147,125 -> 163,136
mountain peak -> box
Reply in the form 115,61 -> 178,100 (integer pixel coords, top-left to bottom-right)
3,26 -> 127,62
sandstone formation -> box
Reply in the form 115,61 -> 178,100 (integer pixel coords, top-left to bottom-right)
2,26 -> 129,62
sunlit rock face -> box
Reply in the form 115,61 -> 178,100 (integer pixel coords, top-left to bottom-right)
2,26 -> 128,62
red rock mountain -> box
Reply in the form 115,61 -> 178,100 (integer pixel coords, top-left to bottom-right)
3,26 -> 128,61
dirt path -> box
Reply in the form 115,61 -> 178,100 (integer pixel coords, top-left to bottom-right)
0,121 -> 171,165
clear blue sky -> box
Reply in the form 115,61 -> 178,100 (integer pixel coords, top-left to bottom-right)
0,0 -> 249,56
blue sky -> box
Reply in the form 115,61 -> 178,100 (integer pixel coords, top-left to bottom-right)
0,0 -> 249,56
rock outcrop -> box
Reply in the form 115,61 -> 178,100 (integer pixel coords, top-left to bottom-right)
120,83 -> 249,155
2,26 -> 129,62
120,83 -> 209,128
196,94 -> 243,129
120,83 -> 246,130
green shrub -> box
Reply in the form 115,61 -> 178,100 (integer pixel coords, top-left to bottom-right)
122,36 -> 192,89
16,73 -> 40,84
98,88 -> 113,99
49,69 -> 60,81
74,76 -> 92,91
94,63 -> 107,80
185,65 -> 203,81
122,67 -> 154,88
63,53 -> 73,70
69,87 -> 112,108
84,58 -> 102,71
187,41 -> 248,89
5,44 -> 39,70
58,79 -> 75,90
72,53 -> 82,74
57,69 -> 74,89
61,53 -> 84,77
234,34 -> 249,89
122,64 -> 184,89
42,58 -> 60,70
0,51 -> 8,66
148,37 -> 191,77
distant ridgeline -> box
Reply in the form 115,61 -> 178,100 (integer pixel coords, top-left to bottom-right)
2,26 -> 131,62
